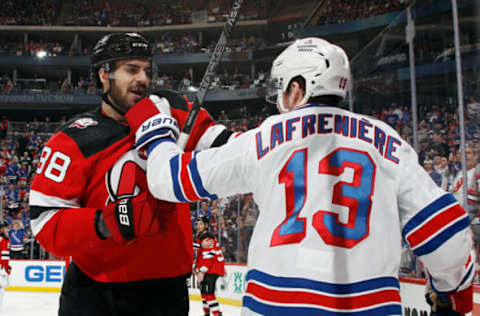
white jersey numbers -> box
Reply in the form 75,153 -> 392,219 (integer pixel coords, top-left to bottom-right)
36,146 -> 71,183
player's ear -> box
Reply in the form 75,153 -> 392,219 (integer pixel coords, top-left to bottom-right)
98,68 -> 109,92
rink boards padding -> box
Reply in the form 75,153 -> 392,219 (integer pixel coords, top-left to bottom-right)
5,260 -> 479,314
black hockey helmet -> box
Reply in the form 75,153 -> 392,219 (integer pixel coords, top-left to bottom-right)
91,32 -> 153,87
0,219 -> 8,228
195,215 -> 209,226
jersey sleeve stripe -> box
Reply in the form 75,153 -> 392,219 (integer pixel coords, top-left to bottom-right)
188,152 -> 218,201
410,216 -> 470,256
29,189 -> 80,209
169,155 -> 189,202
30,209 -> 59,236
406,204 -> 468,248
402,193 -> 457,237
180,152 -> 202,201
457,262 -> 474,290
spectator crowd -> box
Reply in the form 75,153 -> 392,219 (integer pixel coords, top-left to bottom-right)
0,118 -> 54,260
0,0 -> 268,27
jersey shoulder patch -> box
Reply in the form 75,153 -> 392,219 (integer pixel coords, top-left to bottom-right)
58,108 -> 130,158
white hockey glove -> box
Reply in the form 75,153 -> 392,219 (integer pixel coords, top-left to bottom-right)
134,113 -> 180,157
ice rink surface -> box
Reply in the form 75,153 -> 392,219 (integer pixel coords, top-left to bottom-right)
2,291 -> 242,315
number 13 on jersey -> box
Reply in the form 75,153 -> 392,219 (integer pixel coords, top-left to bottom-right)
270,147 -> 376,249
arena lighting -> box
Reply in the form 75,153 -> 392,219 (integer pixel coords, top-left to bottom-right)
36,50 -> 47,58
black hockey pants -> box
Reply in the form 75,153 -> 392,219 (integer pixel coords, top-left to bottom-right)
58,262 -> 190,316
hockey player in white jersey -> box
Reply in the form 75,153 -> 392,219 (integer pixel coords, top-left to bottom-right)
131,38 -> 474,315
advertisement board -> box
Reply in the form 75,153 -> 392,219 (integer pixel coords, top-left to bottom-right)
8,260 -> 65,291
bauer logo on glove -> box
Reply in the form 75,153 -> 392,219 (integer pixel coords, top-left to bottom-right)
114,199 -> 135,241
135,113 -> 180,155
140,115 -> 179,133
117,200 -> 131,226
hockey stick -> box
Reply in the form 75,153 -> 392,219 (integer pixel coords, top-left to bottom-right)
177,0 -> 244,149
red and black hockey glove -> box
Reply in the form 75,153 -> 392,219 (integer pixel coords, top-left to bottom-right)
426,285 -> 472,316
95,191 -> 163,245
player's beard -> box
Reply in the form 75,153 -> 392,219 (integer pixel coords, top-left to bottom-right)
109,81 -> 147,113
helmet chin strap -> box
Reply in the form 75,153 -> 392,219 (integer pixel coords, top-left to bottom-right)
102,93 -> 126,116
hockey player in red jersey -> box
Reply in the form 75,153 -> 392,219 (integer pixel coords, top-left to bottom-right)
0,220 -> 11,310
29,33 -> 234,316
194,216 -> 225,316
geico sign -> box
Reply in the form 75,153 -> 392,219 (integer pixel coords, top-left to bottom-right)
25,265 -> 65,282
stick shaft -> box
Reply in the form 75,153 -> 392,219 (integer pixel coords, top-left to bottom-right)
178,0 -> 244,149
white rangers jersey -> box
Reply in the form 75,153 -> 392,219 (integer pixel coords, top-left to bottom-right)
147,103 -> 473,315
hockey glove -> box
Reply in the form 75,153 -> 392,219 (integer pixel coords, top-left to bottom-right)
125,94 -> 169,132
134,112 -> 179,156
426,285 -> 473,315
96,191 -> 162,245
125,95 -> 180,156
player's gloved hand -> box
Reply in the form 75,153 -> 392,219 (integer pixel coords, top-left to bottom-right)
126,94 -> 166,130
133,112 -> 179,156
426,285 -> 472,315
95,191 -> 162,245
125,94 -> 180,156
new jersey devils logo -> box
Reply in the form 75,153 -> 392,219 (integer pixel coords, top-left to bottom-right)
69,117 -> 98,129
105,150 -> 147,205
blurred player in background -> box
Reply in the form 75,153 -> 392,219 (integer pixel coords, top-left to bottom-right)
131,37 -> 474,315
449,143 -> 480,220
29,32 -> 234,316
194,216 -> 225,316
0,220 -> 11,311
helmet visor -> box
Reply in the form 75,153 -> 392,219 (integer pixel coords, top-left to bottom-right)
265,74 -> 283,105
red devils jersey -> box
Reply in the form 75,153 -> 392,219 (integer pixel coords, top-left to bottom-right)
195,233 -> 225,276
29,90 -> 231,283
0,235 -> 10,273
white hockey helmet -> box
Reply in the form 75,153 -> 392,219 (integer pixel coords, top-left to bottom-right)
266,37 -> 350,113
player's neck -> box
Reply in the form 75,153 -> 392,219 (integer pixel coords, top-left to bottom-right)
102,102 -> 127,124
